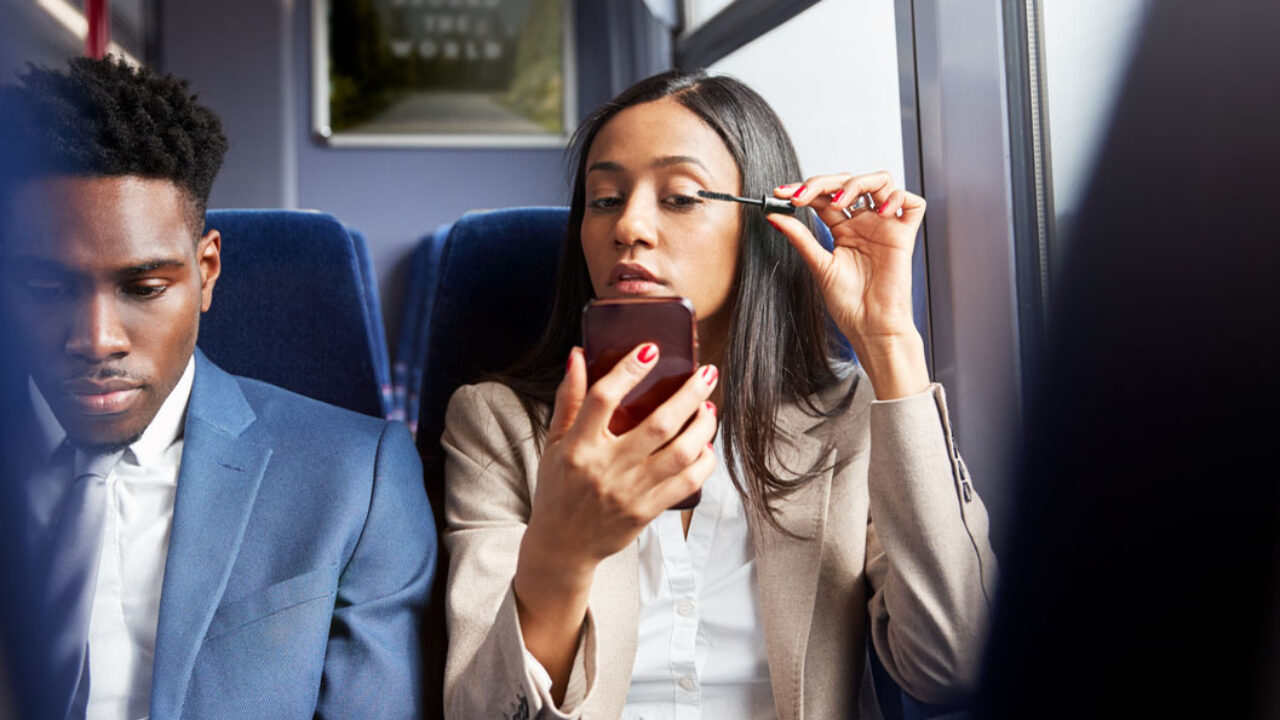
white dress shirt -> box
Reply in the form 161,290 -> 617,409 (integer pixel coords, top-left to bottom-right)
526,435 -> 777,719
27,358 -> 195,720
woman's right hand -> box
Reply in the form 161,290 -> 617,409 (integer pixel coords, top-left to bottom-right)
523,342 -> 719,576
512,342 -> 718,702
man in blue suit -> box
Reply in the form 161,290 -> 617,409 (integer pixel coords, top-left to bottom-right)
0,58 -> 436,718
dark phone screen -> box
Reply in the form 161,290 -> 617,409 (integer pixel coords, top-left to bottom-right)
582,297 -> 701,509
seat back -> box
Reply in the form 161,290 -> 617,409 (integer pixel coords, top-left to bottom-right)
413,207 -> 568,468
393,222 -> 453,430
348,227 -> 394,416
199,209 -> 387,418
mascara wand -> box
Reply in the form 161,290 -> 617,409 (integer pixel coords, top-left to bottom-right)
697,190 -> 796,215
697,189 -> 876,217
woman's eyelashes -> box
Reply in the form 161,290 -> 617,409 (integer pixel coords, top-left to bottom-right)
663,193 -> 703,210
586,191 -> 705,213
588,195 -> 624,211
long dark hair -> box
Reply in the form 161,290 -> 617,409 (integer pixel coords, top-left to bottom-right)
500,69 -> 850,531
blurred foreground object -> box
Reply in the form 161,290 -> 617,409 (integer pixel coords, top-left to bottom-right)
978,2 -> 1280,718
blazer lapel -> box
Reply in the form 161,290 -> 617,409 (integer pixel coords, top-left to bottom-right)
149,352 -> 272,719
752,396 -> 838,720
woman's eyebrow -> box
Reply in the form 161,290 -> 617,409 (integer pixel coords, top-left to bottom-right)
587,160 -> 624,174
586,155 -> 712,175
652,155 -> 710,173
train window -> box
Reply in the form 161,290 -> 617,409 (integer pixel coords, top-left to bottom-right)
683,0 -> 735,31
1039,0 -> 1151,277
1007,0 -> 1152,341
676,0 -> 822,69
696,1 -> 921,350
103,0 -> 154,63
705,2 -> 905,190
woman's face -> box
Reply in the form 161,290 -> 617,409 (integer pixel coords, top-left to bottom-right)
580,97 -> 743,341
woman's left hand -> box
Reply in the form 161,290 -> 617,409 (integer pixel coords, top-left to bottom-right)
766,171 -> 930,398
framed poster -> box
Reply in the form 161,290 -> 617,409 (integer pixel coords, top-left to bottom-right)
312,0 -> 575,147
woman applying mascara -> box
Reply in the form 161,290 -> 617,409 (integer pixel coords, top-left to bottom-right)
440,69 -> 996,719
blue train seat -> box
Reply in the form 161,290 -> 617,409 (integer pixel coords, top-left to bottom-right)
198,209 -> 388,418
394,222 -> 453,430
348,226 -> 394,417
410,207 -> 567,470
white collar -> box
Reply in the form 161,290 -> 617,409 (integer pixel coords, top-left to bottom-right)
28,355 -> 197,467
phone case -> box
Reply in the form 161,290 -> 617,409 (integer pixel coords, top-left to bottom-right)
582,297 -> 701,510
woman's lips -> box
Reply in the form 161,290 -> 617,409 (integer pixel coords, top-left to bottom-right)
607,263 -> 666,295
612,279 -> 666,294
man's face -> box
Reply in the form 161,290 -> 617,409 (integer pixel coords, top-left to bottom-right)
0,176 -> 220,451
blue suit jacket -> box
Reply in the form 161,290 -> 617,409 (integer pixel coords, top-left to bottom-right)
2,351 -> 437,718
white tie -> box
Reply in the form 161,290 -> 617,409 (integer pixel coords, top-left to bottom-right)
43,447 -> 121,720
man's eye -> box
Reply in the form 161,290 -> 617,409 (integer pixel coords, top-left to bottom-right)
129,283 -> 168,299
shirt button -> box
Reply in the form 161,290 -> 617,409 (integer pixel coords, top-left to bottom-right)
676,599 -> 696,617
679,675 -> 697,692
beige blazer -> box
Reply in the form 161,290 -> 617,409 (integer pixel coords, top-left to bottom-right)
441,370 -> 997,719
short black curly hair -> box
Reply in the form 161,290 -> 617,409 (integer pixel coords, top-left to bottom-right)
0,55 -> 228,234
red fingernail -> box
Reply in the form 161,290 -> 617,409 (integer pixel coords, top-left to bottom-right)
793,185 -> 807,200
878,203 -> 888,215
701,365 -> 719,386
705,401 -> 716,416
831,190 -> 845,204
638,344 -> 657,363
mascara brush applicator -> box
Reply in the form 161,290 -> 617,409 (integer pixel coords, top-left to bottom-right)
697,189 -> 877,217
697,190 -> 797,215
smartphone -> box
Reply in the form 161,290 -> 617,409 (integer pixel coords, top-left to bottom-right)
582,297 -> 701,510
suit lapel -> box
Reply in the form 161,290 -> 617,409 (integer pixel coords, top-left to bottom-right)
752,394 -> 839,720
150,352 -> 272,719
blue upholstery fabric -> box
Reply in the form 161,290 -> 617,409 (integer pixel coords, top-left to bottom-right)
199,210 -> 387,418
394,222 -> 452,430
413,207 -> 567,468
349,227 -> 394,416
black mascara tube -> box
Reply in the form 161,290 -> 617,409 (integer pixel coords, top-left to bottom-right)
697,190 -> 797,215
697,189 -> 875,216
